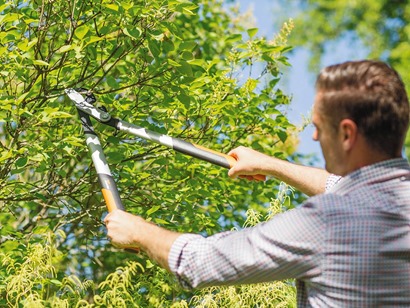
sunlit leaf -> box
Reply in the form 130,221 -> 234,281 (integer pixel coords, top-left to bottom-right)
75,25 -> 90,40
58,44 -> 74,53
247,28 -> 258,38
33,59 -> 50,66
123,27 -> 142,40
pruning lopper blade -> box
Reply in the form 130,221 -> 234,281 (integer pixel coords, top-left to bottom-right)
65,88 -> 111,123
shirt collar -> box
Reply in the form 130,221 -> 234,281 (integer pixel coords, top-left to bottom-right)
328,158 -> 410,195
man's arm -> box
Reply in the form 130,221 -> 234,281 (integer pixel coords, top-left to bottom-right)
104,209 -> 181,271
168,199 -> 325,289
228,146 -> 330,196
105,201 -> 325,290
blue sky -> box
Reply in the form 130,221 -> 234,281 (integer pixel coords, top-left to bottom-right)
235,0 -> 368,167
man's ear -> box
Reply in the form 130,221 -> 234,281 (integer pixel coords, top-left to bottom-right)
339,119 -> 358,151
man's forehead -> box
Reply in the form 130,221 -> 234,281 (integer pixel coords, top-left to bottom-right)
312,94 -> 322,116
312,93 -> 330,126
313,92 -> 328,112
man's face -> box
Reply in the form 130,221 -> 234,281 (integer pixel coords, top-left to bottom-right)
312,94 -> 345,175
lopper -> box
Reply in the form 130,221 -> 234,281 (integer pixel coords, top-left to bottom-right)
66,88 -> 237,213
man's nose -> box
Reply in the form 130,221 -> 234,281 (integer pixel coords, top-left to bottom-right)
312,129 -> 318,141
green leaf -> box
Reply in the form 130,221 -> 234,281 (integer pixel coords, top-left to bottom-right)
50,279 -> 63,286
168,58 -> 181,67
0,13 -> 19,24
17,38 -> 38,51
15,157 -> 28,168
148,40 -> 161,58
182,7 -> 195,16
181,51 -> 193,60
217,203 -> 225,213
187,59 -> 205,67
177,93 -> 190,107
247,28 -> 258,38
153,218 -> 170,225
75,25 -> 90,40
0,3 -> 10,12
123,27 -> 142,40
225,33 -> 242,43
0,150 -> 13,162
58,45 -> 75,53
176,60 -> 193,76
26,38 -> 38,50
180,41 -> 197,51
146,205 -> 161,216
277,130 -> 288,143
106,76 -> 118,88
104,3 -> 119,12
33,60 -> 50,66
262,45 -> 283,53
16,92 -> 30,105
33,225 -> 50,234
0,240 -> 19,251
85,36 -> 104,46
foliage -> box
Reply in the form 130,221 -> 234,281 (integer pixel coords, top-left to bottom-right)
0,229 -> 93,307
0,0 -> 299,305
0,228 -> 173,307
282,1 -> 409,68
190,282 -> 296,308
0,184 -> 296,307
280,0 -> 410,158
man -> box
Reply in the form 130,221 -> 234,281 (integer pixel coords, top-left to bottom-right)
105,60 -> 410,307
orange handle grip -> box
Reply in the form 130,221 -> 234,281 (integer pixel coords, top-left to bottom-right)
193,144 -> 237,168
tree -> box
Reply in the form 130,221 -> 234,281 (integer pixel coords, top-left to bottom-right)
283,0 -> 410,157
0,0 -> 298,305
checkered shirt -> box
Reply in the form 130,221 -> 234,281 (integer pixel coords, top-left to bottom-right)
168,158 -> 410,307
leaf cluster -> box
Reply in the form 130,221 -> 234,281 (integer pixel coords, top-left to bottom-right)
1,0 -> 299,304
1,184 -> 297,307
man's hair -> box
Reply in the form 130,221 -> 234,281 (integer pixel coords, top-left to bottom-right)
315,60 -> 410,157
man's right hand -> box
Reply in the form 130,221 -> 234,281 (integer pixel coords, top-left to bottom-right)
228,146 -> 268,181
228,146 -> 331,196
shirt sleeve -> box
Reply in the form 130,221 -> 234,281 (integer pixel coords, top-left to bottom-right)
325,174 -> 342,192
168,201 -> 325,289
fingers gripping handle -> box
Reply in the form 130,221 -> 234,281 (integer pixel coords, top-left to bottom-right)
172,141 -> 265,181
